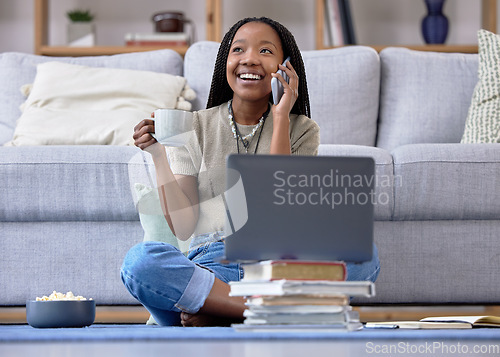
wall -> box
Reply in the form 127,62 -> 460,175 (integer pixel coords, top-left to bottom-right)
0,0 -> 496,54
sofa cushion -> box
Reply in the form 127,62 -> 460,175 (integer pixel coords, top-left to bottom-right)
184,42 -> 380,145
0,221 -> 142,305
318,145 -> 394,220
0,50 -> 184,146
183,41 -> 219,112
391,143 -> 500,220
355,220 -> 500,304
0,145 -> 152,222
461,30 -> 500,144
377,48 -> 478,151
303,47 -> 380,146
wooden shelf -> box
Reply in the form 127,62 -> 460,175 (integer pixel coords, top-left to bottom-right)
329,44 -> 479,54
35,0 -> 496,56
37,45 -> 189,57
34,0 -> 211,56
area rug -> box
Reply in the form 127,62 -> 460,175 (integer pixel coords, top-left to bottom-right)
2,324 -> 500,342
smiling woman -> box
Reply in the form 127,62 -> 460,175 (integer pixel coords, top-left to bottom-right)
207,17 -> 311,120
225,22 -> 285,114
120,17 -> 377,329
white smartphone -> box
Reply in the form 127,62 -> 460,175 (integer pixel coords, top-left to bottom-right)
271,57 -> 291,105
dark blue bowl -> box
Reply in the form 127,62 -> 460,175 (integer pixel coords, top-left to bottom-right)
26,300 -> 95,328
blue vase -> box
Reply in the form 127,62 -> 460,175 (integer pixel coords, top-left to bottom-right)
421,0 -> 449,44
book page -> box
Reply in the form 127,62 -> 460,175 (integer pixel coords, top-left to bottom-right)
421,316 -> 500,325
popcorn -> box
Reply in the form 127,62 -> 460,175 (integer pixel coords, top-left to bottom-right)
36,291 -> 91,301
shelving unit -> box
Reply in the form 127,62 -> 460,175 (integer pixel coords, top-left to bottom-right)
315,0 -> 497,53
35,0 -> 497,56
206,0 -> 497,54
34,0 -> 221,56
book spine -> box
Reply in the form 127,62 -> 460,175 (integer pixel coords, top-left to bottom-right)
344,0 -> 356,45
246,294 -> 349,306
340,0 -> 356,45
337,0 -> 350,45
325,0 -> 344,46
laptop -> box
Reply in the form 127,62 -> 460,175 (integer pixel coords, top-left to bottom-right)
223,154 -> 375,263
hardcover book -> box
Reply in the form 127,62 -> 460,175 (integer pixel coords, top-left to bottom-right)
246,294 -> 349,306
245,304 -> 348,315
232,321 -> 363,332
241,260 -> 346,281
243,311 -> 349,325
242,307 -> 358,325
229,280 -> 375,298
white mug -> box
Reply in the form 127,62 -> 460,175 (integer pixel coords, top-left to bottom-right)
152,108 -> 194,147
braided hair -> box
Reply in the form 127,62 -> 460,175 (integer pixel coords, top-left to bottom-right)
206,17 -> 311,118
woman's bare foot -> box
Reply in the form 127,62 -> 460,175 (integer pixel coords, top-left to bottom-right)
180,312 -> 243,327
178,277 -> 246,327
191,277 -> 246,324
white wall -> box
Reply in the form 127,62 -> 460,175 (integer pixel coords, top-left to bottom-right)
0,0 -> 496,54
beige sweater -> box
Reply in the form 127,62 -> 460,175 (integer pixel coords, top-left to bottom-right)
167,102 -> 320,237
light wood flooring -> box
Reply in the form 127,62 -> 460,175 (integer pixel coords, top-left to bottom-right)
2,305 -> 500,325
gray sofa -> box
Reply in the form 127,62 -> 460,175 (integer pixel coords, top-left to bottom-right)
1,42 -> 499,307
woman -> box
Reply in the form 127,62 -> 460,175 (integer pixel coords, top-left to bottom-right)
121,17 -> 379,327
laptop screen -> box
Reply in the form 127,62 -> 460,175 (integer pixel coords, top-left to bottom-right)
223,154 -> 375,263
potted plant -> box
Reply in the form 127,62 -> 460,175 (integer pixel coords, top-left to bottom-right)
67,9 -> 96,47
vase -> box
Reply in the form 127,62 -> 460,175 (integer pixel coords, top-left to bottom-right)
67,22 -> 96,47
421,0 -> 448,44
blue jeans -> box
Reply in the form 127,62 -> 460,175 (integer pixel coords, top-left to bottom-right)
121,234 -> 380,326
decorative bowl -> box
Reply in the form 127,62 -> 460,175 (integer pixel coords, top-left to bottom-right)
26,299 -> 96,328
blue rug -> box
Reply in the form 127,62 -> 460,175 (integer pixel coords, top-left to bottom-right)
2,324 -> 500,342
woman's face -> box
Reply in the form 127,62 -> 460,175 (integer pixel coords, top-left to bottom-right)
226,21 -> 285,104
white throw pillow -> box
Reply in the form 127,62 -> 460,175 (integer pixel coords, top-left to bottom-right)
6,61 -> 195,146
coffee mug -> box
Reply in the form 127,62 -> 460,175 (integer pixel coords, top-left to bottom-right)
152,108 -> 194,147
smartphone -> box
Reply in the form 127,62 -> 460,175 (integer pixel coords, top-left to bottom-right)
271,57 -> 291,105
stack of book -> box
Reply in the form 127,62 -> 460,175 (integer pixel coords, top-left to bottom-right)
229,260 -> 375,332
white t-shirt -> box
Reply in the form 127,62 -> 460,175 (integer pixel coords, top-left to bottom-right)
167,101 -> 320,238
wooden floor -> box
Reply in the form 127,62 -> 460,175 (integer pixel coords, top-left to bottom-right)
3,305 -> 500,325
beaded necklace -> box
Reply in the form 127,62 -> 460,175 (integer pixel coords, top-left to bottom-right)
228,99 -> 270,154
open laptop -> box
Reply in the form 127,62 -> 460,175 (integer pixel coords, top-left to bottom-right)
222,154 -> 375,263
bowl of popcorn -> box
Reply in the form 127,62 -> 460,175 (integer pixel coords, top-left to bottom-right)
26,291 -> 95,328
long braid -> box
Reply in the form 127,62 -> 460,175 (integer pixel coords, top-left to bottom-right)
206,17 -> 311,118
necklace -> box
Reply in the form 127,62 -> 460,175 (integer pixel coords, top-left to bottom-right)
228,100 -> 270,154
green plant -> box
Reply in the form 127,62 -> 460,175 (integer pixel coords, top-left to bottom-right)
67,9 -> 94,22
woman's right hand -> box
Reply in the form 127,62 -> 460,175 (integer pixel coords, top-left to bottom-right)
133,118 -> 162,155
